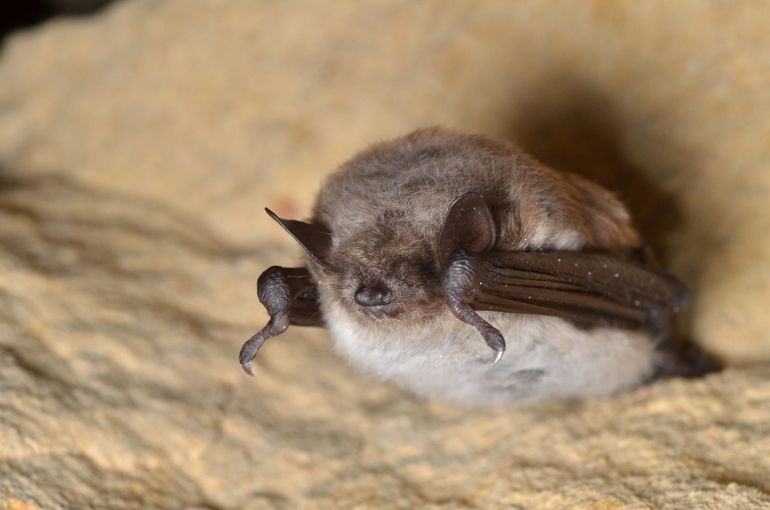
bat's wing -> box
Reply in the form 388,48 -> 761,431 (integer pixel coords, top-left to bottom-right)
239,265 -> 323,375
438,192 -> 688,361
276,266 -> 324,327
471,250 -> 687,329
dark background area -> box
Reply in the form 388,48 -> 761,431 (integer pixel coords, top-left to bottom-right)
1,0 -> 112,45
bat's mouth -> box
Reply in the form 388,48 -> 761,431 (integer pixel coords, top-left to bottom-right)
354,293 -> 445,323
358,302 -> 401,319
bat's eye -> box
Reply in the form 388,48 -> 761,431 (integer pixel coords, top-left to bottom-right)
354,282 -> 393,307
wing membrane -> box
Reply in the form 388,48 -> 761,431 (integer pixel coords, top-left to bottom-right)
470,250 -> 687,330
280,266 -> 324,327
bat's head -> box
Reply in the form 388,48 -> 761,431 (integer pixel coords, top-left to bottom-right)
265,210 -> 442,324
324,223 -> 445,322
265,192 -> 497,325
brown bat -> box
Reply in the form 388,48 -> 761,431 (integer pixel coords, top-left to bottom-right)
239,128 -> 718,405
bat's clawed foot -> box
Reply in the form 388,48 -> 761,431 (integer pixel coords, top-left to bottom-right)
441,251 -> 507,364
239,266 -> 294,376
239,313 -> 289,375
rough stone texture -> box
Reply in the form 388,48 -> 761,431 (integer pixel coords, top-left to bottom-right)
0,1 -> 769,508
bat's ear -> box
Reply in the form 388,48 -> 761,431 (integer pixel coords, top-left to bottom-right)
437,192 -> 496,269
265,208 -> 332,266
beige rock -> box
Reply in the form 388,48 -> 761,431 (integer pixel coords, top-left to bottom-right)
0,1 -> 768,508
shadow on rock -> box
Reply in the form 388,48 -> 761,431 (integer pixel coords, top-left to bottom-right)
500,75 -> 721,372
0,171 -> 251,274
502,76 -> 682,263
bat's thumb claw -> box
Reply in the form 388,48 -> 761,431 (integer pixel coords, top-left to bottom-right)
240,360 -> 256,376
239,346 -> 257,376
238,313 -> 290,377
484,329 -> 506,364
239,330 -> 269,376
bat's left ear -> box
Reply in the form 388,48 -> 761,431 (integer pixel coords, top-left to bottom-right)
265,208 -> 332,266
437,192 -> 496,269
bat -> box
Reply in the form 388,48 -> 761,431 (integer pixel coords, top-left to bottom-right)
239,128 -> 719,405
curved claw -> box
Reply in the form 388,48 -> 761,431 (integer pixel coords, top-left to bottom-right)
239,331 -> 267,376
239,313 -> 289,376
481,324 -> 506,364
485,327 -> 506,364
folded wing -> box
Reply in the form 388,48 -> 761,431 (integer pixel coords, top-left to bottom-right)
472,250 -> 688,330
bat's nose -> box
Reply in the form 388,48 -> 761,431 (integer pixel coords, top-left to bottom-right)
354,283 -> 393,307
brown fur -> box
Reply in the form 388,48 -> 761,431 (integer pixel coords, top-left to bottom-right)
309,128 -> 641,326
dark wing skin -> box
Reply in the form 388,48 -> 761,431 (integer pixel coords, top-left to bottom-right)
475,250 -> 687,328
277,266 -> 324,327
238,265 -> 322,375
441,249 -> 688,361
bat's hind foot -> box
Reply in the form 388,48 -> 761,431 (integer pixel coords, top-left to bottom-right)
654,341 -> 723,380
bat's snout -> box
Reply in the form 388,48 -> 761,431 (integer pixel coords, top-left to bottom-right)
354,282 -> 393,308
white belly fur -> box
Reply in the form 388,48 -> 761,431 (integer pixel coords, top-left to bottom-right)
323,302 -> 656,405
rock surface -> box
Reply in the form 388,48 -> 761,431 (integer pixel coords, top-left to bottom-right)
0,1 -> 769,508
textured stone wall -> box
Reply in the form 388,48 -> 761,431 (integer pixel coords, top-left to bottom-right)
0,1 -> 768,508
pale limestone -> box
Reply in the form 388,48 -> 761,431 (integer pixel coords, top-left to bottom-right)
0,1 -> 769,508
